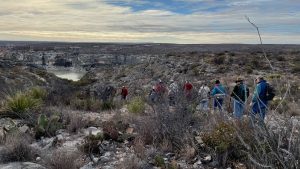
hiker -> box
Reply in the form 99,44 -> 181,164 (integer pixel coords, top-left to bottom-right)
149,86 -> 158,103
198,83 -> 210,111
168,79 -> 179,106
184,80 -> 193,101
211,80 -> 226,111
250,76 -> 274,125
120,86 -> 128,100
231,77 -> 249,120
155,79 -> 168,102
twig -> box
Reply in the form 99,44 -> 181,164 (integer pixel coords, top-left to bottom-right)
245,15 -> 274,71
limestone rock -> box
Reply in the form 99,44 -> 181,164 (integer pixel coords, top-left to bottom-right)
0,162 -> 46,169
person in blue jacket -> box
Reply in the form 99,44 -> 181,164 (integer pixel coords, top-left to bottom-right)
251,76 -> 269,125
211,80 -> 226,111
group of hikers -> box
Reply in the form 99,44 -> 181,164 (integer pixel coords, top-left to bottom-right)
120,75 -> 275,124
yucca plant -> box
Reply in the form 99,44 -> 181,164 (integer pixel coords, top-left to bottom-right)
4,91 -> 41,116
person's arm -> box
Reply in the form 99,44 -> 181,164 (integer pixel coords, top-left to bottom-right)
211,87 -> 216,96
252,84 -> 260,102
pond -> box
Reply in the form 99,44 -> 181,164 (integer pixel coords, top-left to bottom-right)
47,67 -> 86,81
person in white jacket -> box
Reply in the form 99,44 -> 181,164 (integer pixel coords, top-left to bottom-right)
198,83 -> 210,111
168,79 -> 179,106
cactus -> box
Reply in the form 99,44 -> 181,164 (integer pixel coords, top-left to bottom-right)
35,114 -> 62,139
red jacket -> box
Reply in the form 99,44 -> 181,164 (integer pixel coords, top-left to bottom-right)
121,88 -> 128,96
184,83 -> 193,91
155,83 -> 166,94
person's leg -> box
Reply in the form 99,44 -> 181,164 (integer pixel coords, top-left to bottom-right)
250,104 -> 258,127
218,99 -> 223,111
258,108 -> 266,125
204,100 -> 209,111
214,99 -> 218,111
233,99 -> 238,118
234,100 -> 243,120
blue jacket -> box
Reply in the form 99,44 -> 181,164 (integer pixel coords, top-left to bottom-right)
252,80 -> 268,111
211,84 -> 226,96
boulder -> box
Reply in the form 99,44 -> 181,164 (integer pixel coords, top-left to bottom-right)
0,162 -> 46,169
19,125 -> 30,133
85,127 -> 102,136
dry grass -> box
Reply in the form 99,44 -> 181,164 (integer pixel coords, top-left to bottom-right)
0,132 -> 38,163
65,112 -> 89,133
44,149 -> 84,169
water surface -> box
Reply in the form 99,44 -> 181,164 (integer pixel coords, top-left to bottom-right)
47,67 -> 86,81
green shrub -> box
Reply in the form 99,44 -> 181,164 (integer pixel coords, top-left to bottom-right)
202,122 -> 236,153
154,155 -> 165,168
27,87 -> 47,100
101,100 -> 115,110
127,97 -> 145,114
4,91 -> 41,116
80,133 -> 104,154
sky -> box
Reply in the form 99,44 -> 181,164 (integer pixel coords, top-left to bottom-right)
0,0 -> 299,44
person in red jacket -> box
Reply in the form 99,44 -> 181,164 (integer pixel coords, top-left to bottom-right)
121,86 -> 128,100
184,80 -> 193,100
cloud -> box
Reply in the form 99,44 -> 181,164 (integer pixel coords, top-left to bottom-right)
0,0 -> 299,43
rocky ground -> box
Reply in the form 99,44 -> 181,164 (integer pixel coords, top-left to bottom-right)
0,44 -> 300,169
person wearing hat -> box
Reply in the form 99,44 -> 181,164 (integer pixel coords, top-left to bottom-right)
231,77 -> 249,120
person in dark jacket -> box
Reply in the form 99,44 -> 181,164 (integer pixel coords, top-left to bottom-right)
121,86 -> 128,100
231,77 -> 249,120
251,76 -> 269,124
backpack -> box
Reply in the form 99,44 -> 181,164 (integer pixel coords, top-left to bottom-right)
265,83 -> 275,101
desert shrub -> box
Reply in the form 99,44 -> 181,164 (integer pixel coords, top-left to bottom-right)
101,100 -> 116,110
292,62 -> 300,73
154,155 -> 165,168
135,99 -> 201,153
66,113 -> 89,133
128,97 -> 145,114
268,73 -> 281,79
45,149 -> 84,169
202,122 -> 236,153
3,91 -> 42,117
70,97 -> 102,111
27,87 -> 47,100
0,132 -> 38,163
245,66 -> 253,74
80,133 -> 104,154
276,55 -> 286,61
269,97 -> 289,114
213,55 -> 225,65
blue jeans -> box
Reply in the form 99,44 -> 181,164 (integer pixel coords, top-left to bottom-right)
233,99 -> 245,120
251,103 -> 267,125
214,98 -> 223,111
